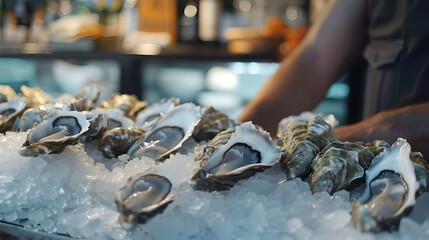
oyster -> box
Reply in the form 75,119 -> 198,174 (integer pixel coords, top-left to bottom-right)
115,174 -> 174,230
410,152 -> 429,193
193,106 -> 239,142
0,85 -> 17,103
100,127 -> 146,158
74,84 -> 100,110
280,115 -> 338,180
19,111 -> 90,157
194,127 -> 235,164
134,98 -> 179,131
310,141 -> 374,194
81,113 -> 110,142
351,138 -> 421,232
128,103 -> 201,161
20,86 -> 51,108
190,122 -> 282,191
87,109 -> 134,130
277,112 -> 338,139
0,97 -> 27,133
363,140 -> 390,157
99,94 -> 147,118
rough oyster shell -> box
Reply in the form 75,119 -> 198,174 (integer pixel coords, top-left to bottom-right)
74,84 -> 100,110
81,113 -> 110,142
280,115 -> 338,180
115,174 -> 174,230
20,86 -> 51,108
0,85 -> 17,103
362,140 -> 390,158
351,138 -> 421,232
0,97 -> 27,133
87,109 -> 134,130
190,122 -> 282,191
410,152 -> 429,193
276,112 -> 338,139
128,103 -> 201,161
310,141 -> 374,194
19,111 -> 90,157
193,106 -> 239,142
194,127 -> 235,164
134,98 -> 179,131
100,127 -> 146,158
99,94 -> 147,118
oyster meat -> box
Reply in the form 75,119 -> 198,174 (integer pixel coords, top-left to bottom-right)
310,141 -> 374,194
115,174 -> 174,229
190,122 -> 282,191
351,138 -> 423,232
100,127 -> 146,158
280,115 -> 338,180
134,98 -> 179,131
0,97 -> 27,133
19,110 -> 90,157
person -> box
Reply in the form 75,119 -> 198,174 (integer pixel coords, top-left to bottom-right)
239,0 -> 429,157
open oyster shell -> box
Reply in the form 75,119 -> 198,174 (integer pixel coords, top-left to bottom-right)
128,103 -> 201,162
74,84 -> 100,110
362,140 -> 390,158
19,111 -> 90,157
115,174 -> 174,230
193,106 -> 239,142
0,97 -> 27,133
100,127 -> 146,159
280,115 -> 338,180
310,141 -> 374,195
351,138 -> 423,232
190,122 -> 282,191
134,98 -> 179,131
87,109 -> 134,130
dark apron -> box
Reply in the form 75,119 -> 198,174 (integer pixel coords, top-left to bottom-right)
363,0 -> 429,118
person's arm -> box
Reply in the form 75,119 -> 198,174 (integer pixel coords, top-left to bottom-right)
335,102 -> 429,157
239,0 -> 368,134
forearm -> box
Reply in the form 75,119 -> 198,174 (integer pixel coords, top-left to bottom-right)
335,102 -> 429,156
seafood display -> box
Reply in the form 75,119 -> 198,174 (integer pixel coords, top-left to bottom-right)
1,84 -> 429,238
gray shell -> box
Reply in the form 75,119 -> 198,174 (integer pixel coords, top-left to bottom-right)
310,141 -> 374,194
280,115 -> 338,180
276,112 -> 338,139
194,127 -> 235,164
115,174 -> 174,230
0,97 -> 27,133
193,106 -> 239,142
87,109 -> 134,130
410,152 -> 429,193
128,103 -> 201,162
134,98 -> 179,131
19,111 -> 90,157
190,122 -> 282,191
363,140 -> 390,158
74,85 -> 100,110
351,138 -> 420,232
99,94 -> 147,118
100,127 -> 146,159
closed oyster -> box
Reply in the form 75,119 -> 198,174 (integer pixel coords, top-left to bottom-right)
128,103 -> 201,161
20,86 -> 51,108
310,141 -> 374,194
277,112 -> 338,139
87,109 -> 134,130
193,106 -> 239,142
99,94 -> 147,118
410,152 -> 429,193
363,140 -> 390,157
280,115 -> 338,180
100,127 -> 146,158
0,85 -> 17,103
74,85 -> 100,110
190,122 -> 282,191
134,98 -> 179,131
0,97 -> 27,133
19,111 -> 90,157
351,138 -> 421,232
115,174 -> 174,230
194,127 -> 235,164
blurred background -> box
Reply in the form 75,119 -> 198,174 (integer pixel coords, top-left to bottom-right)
0,0 -> 354,124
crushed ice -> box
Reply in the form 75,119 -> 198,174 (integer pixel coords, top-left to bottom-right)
1,132 -> 429,239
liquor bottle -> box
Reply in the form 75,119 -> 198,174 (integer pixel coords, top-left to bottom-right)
198,0 -> 221,43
